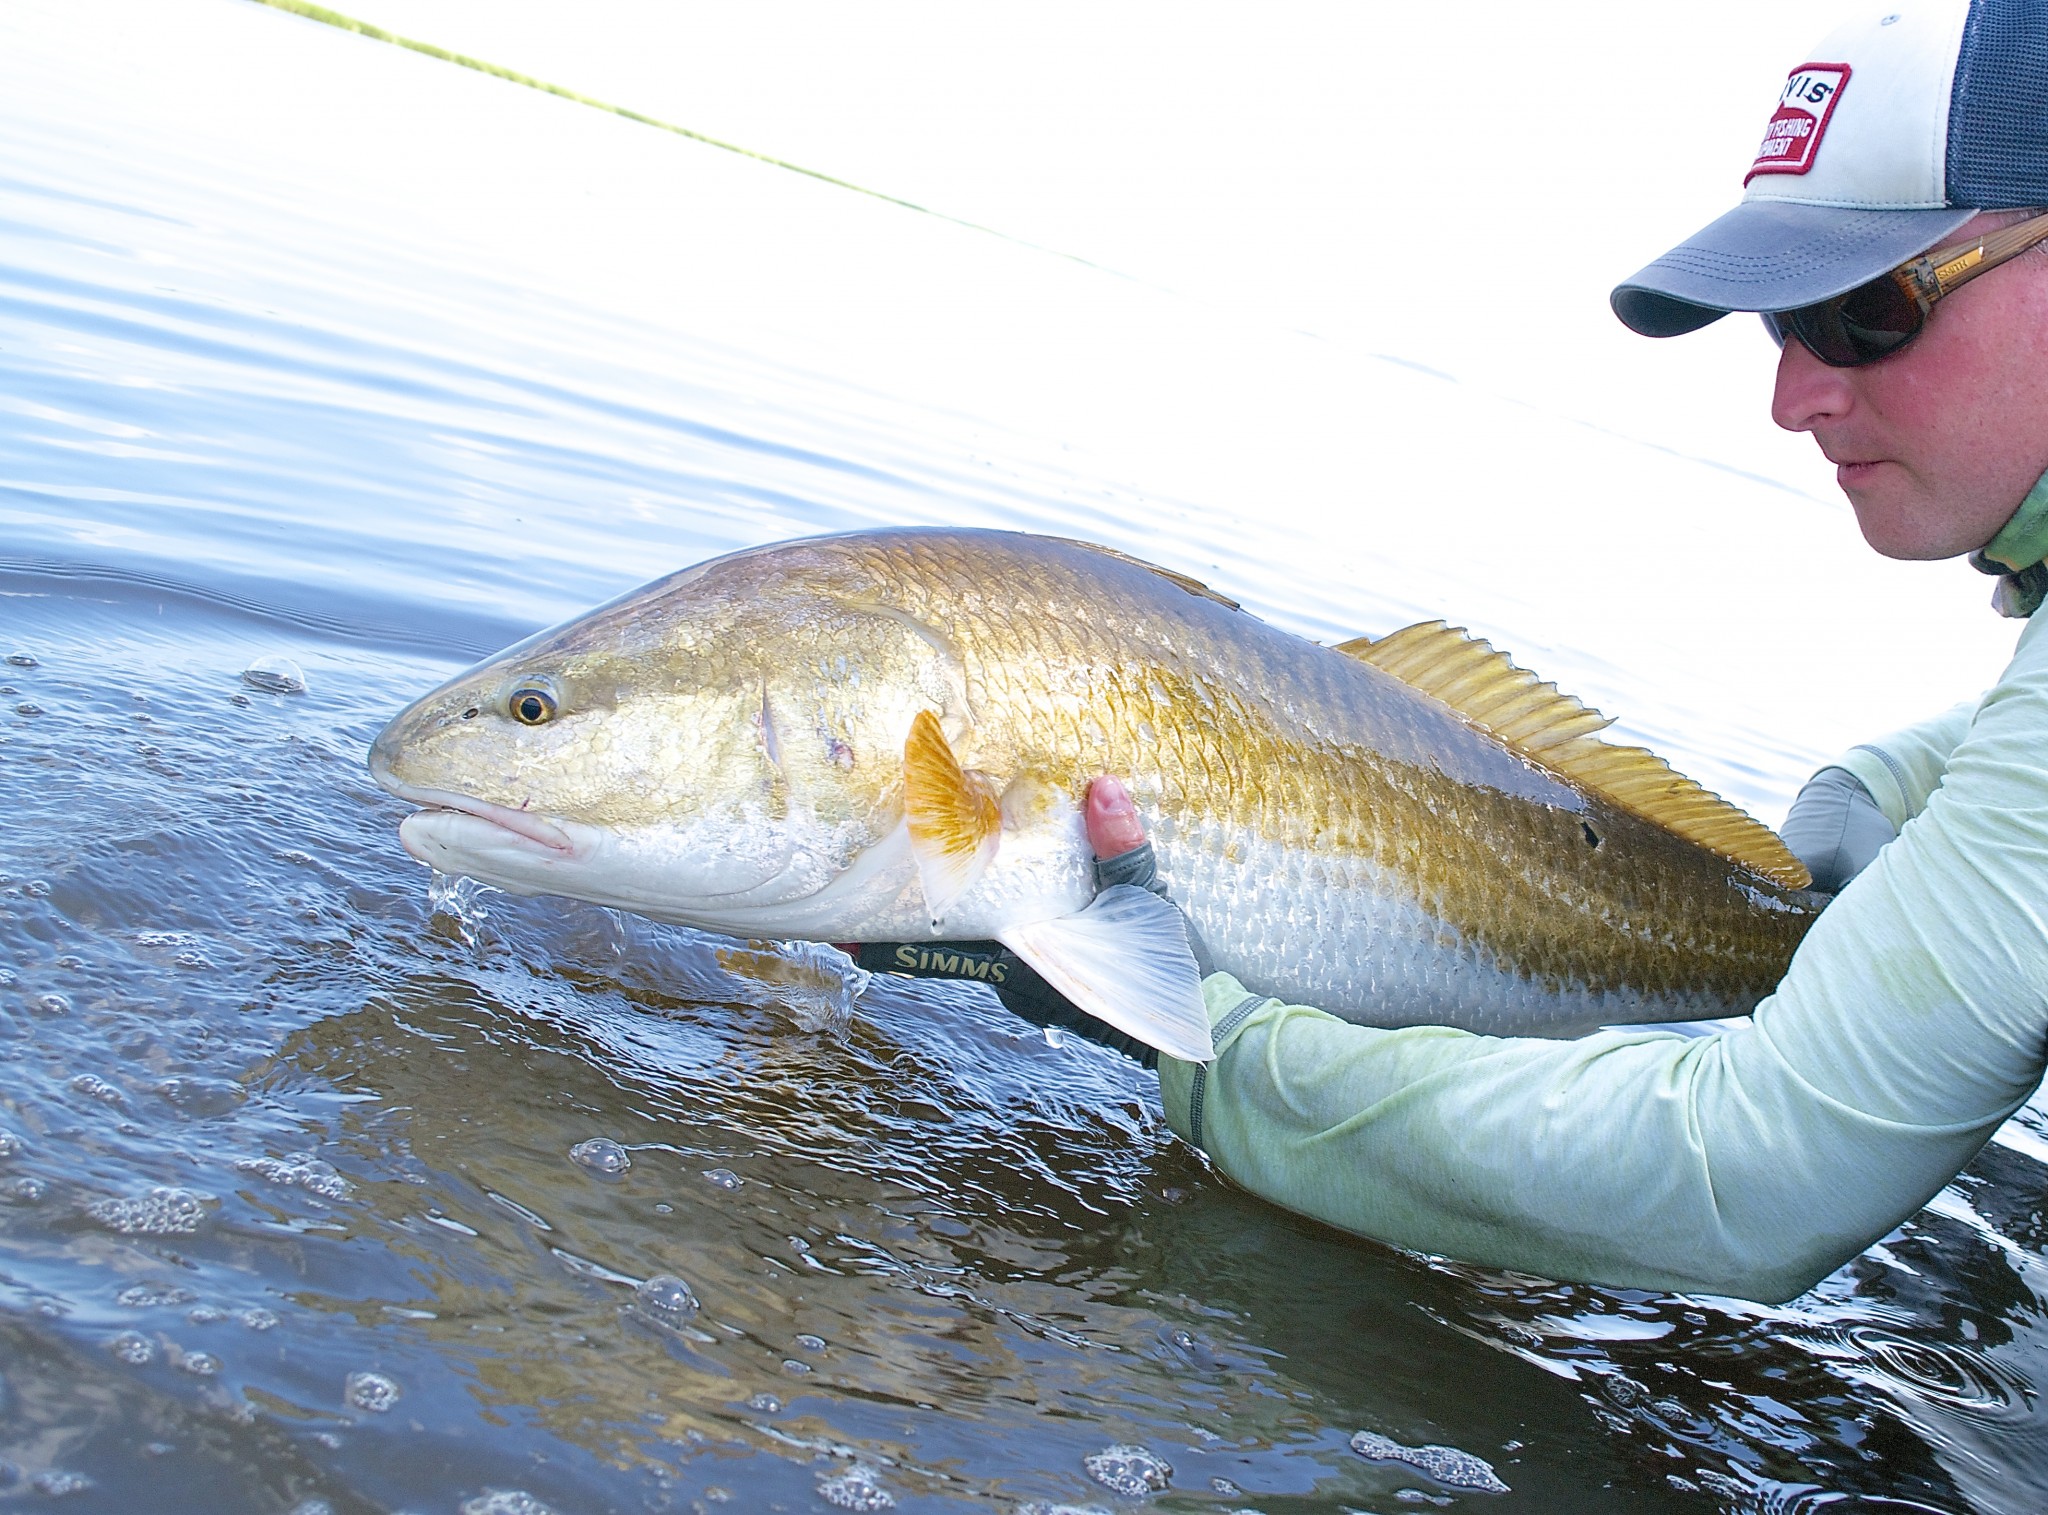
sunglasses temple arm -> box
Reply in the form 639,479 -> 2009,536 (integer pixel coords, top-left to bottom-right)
1909,211 -> 2048,304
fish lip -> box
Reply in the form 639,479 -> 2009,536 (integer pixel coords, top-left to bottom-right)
378,780 -> 576,856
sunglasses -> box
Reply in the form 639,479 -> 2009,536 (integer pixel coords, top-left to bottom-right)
1763,208 -> 2048,367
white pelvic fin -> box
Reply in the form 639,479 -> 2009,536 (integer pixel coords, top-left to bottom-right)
998,885 -> 1214,1063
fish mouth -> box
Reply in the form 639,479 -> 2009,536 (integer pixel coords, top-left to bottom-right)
376,779 -> 577,858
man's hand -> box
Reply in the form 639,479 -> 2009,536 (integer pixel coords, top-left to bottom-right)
1779,766 -> 1897,894
843,776 -> 1202,1066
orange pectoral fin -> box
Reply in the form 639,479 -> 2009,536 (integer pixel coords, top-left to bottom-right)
902,709 -> 1000,925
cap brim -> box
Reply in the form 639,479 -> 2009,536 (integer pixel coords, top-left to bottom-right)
1611,201 -> 1976,336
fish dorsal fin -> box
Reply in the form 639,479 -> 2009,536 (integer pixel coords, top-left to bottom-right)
1054,538 -> 1242,610
902,710 -> 1002,923
1337,621 -> 1811,889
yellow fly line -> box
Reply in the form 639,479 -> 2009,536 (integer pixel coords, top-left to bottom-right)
242,0 -> 1129,279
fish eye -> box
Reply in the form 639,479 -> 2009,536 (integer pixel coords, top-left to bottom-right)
508,683 -> 558,726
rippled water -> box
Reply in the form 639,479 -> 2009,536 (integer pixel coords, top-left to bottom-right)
5,3 -> 2048,1512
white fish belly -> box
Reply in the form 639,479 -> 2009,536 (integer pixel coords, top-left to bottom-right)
1157,830 -> 1732,1038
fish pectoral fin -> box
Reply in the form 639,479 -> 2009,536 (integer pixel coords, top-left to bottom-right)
997,885 -> 1214,1063
902,709 -> 1001,924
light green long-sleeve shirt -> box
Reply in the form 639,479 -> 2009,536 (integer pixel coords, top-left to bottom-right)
1157,614 -> 2048,1305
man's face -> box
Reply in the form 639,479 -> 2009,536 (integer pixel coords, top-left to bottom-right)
1771,212 -> 2048,561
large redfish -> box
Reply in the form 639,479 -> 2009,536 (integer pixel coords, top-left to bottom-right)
367,529 -> 1818,1061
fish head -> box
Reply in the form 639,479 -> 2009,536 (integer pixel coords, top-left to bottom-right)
367,541 -> 968,931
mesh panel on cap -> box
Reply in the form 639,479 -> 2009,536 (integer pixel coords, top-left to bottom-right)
1947,0 -> 2048,204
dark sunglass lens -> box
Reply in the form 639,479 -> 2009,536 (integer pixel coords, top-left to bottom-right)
1785,305 -> 1864,366
1769,272 -> 1925,367
1834,274 -> 1921,358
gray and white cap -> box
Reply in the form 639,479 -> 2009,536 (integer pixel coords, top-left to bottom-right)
1613,0 -> 2048,337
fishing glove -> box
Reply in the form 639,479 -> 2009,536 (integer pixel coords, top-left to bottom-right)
845,841 -> 1209,1068
1778,765 -> 1897,895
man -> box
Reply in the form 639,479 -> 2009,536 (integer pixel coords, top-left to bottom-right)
863,0 -> 2048,1305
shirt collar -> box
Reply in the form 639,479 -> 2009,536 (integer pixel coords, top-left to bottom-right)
1969,465 -> 2048,618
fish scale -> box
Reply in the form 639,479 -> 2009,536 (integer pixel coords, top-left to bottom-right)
370,528 -> 1820,1050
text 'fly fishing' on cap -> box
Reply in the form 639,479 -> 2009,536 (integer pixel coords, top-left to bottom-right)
1612,0 -> 2048,336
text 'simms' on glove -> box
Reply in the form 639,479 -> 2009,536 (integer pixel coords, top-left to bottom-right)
846,840 -> 1212,1068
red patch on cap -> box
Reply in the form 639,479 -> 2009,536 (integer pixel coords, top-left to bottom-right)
1746,62 -> 1852,183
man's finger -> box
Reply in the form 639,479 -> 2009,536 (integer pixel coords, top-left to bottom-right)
1086,774 -> 1147,859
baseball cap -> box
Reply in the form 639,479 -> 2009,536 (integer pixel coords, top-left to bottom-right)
1612,0 -> 2048,337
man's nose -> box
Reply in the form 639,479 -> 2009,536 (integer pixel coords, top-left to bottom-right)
1770,329 -> 1856,433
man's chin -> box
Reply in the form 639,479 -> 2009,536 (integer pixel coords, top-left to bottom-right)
1844,478 -> 1959,561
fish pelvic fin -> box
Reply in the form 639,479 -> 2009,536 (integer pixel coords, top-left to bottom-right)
998,885 -> 1215,1063
1339,621 -> 1812,890
903,709 -> 1002,925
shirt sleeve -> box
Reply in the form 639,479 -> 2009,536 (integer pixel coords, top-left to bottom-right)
1835,698 -> 1979,831
1156,620 -> 2048,1305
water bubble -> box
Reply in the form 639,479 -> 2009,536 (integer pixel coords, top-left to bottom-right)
711,938 -> 868,1035
118,1283 -> 195,1309
288,1501 -> 336,1515
13,704 -> 42,718
781,1359 -> 812,1376
746,1392 -> 781,1414
88,1186 -> 212,1235
346,1371 -> 401,1413
5,654 -> 37,668
1082,1444 -> 1172,1497
1210,1477 -> 1243,1496
238,1308 -> 279,1331
701,1167 -> 743,1190
234,1153 -> 352,1199
459,1492 -> 559,1515
1348,1431 -> 1509,1494
33,994 -> 71,1017
31,1471 -> 90,1497
240,656 -> 307,695
568,1138 -> 631,1175
794,1333 -> 827,1353
186,1305 -> 227,1325
1,1177 -> 46,1203
427,871 -> 497,946
178,1351 -> 221,1376
69,1074 -> 124,1106
117,1285 -> 192,1310
633,1275 -> 700,1332
817,1464 -> 894,1511
108,1331 -> 154,1365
